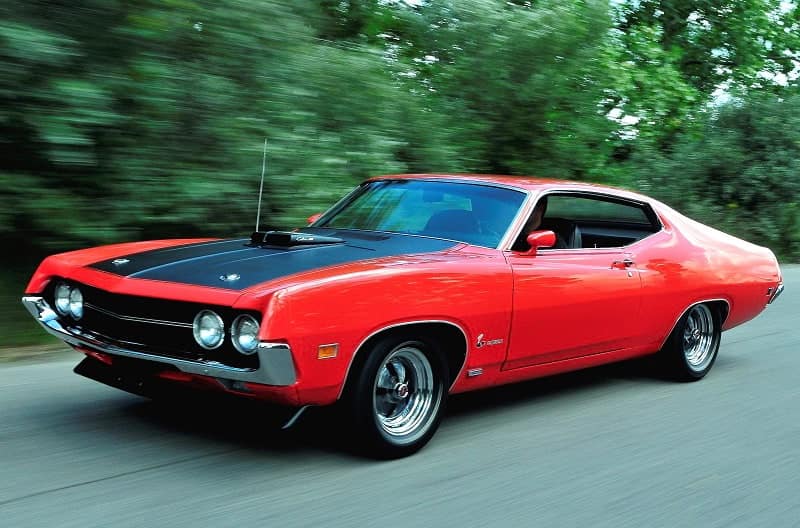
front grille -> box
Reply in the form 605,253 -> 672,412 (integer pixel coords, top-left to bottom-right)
46,279 -> 259,369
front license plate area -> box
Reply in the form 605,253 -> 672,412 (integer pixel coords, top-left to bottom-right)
74,356 -> 173,398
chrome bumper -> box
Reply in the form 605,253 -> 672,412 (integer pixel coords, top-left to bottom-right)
21,296 -> 297,386
768,283 -> 784,305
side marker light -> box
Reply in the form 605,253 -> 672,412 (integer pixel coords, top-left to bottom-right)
318,344 -> 339,360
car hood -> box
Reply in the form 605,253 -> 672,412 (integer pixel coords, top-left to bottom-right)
89,228 -> 460,291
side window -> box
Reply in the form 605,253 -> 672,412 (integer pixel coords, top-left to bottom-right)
546,195 -> 651,224
512,193 -> 660,251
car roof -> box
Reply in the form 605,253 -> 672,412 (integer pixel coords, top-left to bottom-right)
368,173 -> 652,203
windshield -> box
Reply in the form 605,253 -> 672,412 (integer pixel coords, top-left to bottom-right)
316,179 -> 527,248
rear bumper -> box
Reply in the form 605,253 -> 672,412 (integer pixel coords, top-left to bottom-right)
768,282 -> 784,305
21,295 -> 297,387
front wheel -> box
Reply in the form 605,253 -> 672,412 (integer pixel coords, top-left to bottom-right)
660,303 -> 721,381
344,336 -> 447,459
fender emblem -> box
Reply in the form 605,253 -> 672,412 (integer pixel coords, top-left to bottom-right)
475,333 -> 504,348
111,258 -> 130,266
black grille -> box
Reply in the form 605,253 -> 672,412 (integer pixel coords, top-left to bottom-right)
46,279 -> 259,369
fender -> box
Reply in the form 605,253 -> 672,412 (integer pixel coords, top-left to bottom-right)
337,319 -> 470,400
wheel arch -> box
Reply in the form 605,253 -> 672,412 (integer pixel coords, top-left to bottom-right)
338,320 -> 469,400
659,298 -> 730,350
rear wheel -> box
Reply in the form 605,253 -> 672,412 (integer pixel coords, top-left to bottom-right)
660,303 -> 721,381
344,336 -> 447,459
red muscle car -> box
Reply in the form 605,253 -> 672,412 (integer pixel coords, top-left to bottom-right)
22,174 -> 784,458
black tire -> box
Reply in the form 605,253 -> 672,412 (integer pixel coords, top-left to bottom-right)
343,335 -> 448,459
660,303 -> 721,381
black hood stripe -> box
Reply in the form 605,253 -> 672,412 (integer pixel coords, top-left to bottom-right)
89,229 -> 459,290
127,245 -> 255,278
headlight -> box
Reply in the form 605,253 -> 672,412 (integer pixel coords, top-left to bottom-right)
54,283 -> 71,316
231,314 -> 260,355
68,287 -> 84,320
193,310 -> 224,350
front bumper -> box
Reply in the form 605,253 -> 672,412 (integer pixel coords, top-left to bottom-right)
22,296 -> 297,386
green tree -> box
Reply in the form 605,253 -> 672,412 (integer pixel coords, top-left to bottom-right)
610,0 -> 798,148
383,0 -> 619,181
633,91 -> 800,259
0,0 -> 449,251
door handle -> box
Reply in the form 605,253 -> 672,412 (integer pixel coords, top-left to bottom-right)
611,258 -> 634,270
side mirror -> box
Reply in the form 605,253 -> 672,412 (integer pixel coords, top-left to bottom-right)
517,230 -> 556,256
306,212 -> 323,225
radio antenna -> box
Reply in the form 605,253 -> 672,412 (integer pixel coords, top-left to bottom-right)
255,138 -> 267,232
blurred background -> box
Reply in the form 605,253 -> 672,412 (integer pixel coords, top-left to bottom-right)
1,0 -> 799,348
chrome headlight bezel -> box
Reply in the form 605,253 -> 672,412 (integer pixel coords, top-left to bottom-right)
192,310 -> 225,350
231,314 -> 260,355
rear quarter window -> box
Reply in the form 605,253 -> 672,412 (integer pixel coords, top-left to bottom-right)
546,194 -> 652,225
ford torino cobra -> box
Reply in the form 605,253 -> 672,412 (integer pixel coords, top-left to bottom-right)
22,174 -> 784,458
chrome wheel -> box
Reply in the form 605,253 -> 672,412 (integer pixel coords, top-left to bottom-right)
345,335 -> 447,458
682,304 -> 715,372
372,344 -> 439,444
659,302 -> 721,381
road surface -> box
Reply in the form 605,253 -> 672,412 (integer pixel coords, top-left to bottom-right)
1,268 -> 798,527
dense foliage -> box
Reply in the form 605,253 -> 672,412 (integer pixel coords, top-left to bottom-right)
634,95 -> 800,259
1,0 -> 798,265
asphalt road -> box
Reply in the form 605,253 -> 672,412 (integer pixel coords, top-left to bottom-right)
1,268 -> 798,528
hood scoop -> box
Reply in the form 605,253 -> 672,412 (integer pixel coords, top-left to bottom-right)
249,230 -> 344,248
